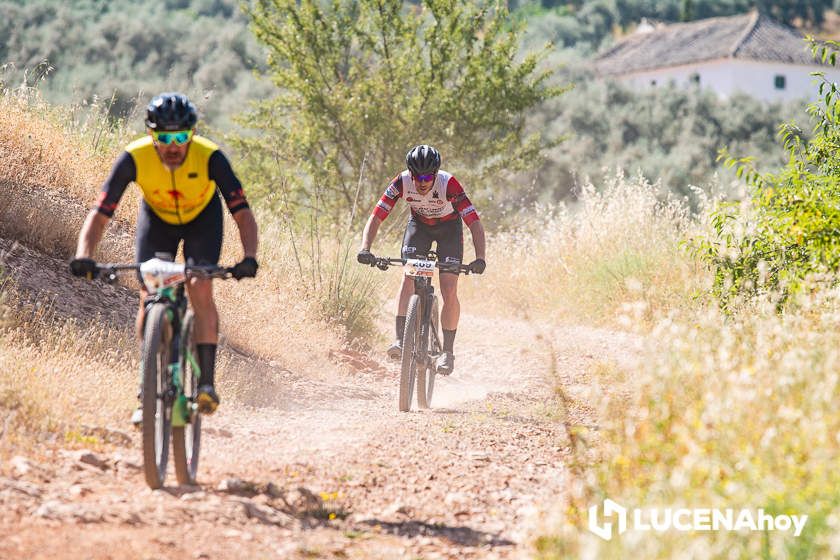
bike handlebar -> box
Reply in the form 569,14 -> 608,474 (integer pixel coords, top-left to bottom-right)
367,256 -> 472,275
95,262 -> 235,284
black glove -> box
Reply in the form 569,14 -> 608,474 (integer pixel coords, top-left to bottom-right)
357,249 -> 375,265
70,257 -> 98,279
232,257 -> 259,280
468,258 -> 486,274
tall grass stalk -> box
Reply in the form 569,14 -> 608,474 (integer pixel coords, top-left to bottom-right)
459,172 -> 711,326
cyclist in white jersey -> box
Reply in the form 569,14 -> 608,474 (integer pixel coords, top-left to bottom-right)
357,145 -> 486,374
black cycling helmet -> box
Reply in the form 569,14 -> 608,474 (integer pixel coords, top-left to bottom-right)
145,92 -> 198,131
406,144 -> 441,176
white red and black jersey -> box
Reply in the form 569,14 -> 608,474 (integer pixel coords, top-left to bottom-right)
373,170 -> 479,226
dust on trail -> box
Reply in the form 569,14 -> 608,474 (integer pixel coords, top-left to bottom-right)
0,236 -> 641,559
209,314 -> 549,471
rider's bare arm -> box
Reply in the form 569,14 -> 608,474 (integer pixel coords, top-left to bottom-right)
468,220 -> 486,260
208,150 -> 258,260
361,214 -> 383,251
444,175 -> 484,260
75,150 -> 135,258
232,207 -> 259,258
75,209 -> 110,258
362,175 -> 405,252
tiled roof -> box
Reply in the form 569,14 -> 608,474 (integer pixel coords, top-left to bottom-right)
595,10 -> 823,76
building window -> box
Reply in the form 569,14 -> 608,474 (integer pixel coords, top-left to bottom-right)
689,73 -> 700,85
774,75 -> 786,90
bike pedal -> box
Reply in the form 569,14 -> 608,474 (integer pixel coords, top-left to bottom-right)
130,408 -> 143,430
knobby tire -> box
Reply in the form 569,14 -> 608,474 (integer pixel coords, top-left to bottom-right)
173,310 -> 201,485
400,295 -> 421,412
418,296 -> 440,409
142,303 -> 173,489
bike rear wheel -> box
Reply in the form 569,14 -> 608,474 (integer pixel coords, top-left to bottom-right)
399,295 -> 421,412
173,310 -> 201,485
417,295 -> 440,409
142,303 -> 173,490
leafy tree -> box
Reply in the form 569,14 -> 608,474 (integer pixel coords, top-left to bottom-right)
692,40 -> 840,307
527,79 -> 806,203
0,0 -> 269,128
236,0 -> 564,221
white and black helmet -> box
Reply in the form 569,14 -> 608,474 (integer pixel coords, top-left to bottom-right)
406,145 -> 441,176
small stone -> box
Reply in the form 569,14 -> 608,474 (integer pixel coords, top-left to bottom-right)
180,491 -> 207,502
10,456 -> 32,476
444,491 -> 468,507
76,451 -> 109,470
0,478 -> 42,498
468,451 -> 490,462
241,500 -> 293,527
282,487 -> 323,514
217,478 -> 252,493
222,529 -> 242,538
382,502 -> 411,517
264,482 -> 284,498
68,484 -> 91,497
203,427 -> 234,438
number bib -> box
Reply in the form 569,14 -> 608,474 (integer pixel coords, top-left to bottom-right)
403,258 -> 435,278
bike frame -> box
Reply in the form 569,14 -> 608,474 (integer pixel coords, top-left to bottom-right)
366,253 -> 470,410
410,275 -> 441,369
94,259 -> 233,488
142,284 -> 193,427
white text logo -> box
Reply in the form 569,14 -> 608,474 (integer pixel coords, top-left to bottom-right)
588,500 -> 808,541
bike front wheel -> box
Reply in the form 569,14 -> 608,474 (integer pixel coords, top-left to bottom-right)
173,310 -> 201,486
417,295 -> 440,409
399,295 -> 421,412
142,303 -> 174,489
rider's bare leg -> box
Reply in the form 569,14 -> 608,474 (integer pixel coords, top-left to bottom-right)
185,276 -> 220,412
396,275 -> 415,316
186,277 -> 218,343
392,275 -> 415,346
135,289 -> 148,343
437,272 -> 459,372
439,272 -> 459,331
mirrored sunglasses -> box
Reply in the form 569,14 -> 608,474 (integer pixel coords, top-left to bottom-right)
153,130 -> 193,145
413,173 -> 436,182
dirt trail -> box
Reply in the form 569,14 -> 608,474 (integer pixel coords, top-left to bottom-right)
0,238 -> 640,559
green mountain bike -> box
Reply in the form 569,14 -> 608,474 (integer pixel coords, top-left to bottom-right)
368,253 -> 471,412
97,257 -> 233,489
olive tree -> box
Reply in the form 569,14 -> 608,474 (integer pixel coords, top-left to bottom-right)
237,0 -> 564,221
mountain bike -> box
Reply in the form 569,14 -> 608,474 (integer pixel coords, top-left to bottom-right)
96,257 -> 233,489
368,253 -> 471,412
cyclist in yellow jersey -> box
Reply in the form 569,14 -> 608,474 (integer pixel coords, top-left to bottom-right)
70,92 -> 259,418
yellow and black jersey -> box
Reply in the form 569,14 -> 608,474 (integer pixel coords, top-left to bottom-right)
96,135 -> 248,225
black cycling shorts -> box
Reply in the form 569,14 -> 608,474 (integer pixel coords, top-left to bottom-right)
401,217 -> 463,273
135,193 -> 223,273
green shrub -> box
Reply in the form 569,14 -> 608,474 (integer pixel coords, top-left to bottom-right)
691,41 -> 840,308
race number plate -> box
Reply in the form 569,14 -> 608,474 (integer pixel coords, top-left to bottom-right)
404,258 -> 435,278
140,258 -> 186,291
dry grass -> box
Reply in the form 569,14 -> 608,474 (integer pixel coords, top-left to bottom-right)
214,216 -> 351,378
0,86 -> 138,261
524,180 -> 840,558
0,279 -> 137,455
458,172 -> 712,326
536,296 -> 840,559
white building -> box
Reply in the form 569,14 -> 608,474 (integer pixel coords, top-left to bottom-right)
595,10 -> 840,102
